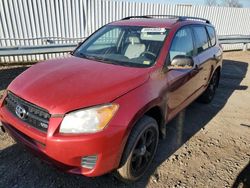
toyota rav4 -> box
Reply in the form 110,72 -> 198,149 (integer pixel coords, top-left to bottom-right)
0,15 -> 223,182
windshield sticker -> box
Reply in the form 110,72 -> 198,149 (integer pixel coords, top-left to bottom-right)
143,61 -> 151,65
141,28 -> 166,33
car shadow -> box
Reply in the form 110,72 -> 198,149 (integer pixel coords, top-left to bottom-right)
0,59 -> 248,188
232,162 -> 250,188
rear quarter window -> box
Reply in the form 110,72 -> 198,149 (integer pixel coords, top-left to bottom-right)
193,26 -> 210,54
206,26 -> 216,46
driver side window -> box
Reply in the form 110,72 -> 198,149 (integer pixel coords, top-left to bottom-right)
169,27 -> 195,62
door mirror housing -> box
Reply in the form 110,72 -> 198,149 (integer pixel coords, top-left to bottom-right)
170,55 -> 194,69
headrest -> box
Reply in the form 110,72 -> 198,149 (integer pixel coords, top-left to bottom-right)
128,36 -> 140,44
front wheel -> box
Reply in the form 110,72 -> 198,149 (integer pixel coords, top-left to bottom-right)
115,116 -> 159,183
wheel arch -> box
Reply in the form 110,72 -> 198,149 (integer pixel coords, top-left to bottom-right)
117,101 -> 166,168
214,66 -> 221,87
144,106 -> 165,139
119,104 -> 166,167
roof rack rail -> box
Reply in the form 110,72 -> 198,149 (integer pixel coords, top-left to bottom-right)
121,15 -> 211,24
121,15 -> 180,20
178,16 -> 210,24
121,16 -> 151,20
146,15 -> 180,19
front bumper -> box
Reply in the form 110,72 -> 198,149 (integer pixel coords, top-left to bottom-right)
0,105 -> 126,177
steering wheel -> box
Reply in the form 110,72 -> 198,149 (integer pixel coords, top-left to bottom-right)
140,51 -> 157,59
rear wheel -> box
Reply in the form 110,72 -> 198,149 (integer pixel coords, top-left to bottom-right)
115,116 -> 159,182
199,71 -> 219,104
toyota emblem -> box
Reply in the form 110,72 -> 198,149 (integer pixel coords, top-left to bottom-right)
15,105 -> 27,120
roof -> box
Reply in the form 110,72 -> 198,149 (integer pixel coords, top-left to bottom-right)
110,16 -> 211,28
110,18 -> 178,28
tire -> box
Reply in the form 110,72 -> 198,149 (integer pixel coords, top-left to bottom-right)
115,116 -> 159,183
198,70 -> 219,104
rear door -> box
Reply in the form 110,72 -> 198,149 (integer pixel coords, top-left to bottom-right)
192,25 -> 214,88
206,25 -> 223,75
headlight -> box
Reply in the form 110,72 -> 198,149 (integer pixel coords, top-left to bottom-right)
59,104 -> 119,134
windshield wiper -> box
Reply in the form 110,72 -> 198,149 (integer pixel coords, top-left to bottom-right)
76,53 -> 149,68
78,53 -> 103,61
78,53 -> 120,65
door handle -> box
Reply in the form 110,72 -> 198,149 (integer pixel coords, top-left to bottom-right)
192,65 -> 202,76
194,65 -> 202,71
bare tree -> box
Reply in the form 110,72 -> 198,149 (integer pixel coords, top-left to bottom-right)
205,0 -> 217,6
221,0 -> 243,7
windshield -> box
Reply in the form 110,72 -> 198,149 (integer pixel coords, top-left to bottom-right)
73,25 -> 169,67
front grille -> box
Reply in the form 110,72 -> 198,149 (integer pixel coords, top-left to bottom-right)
4,92 -> 51,132
4,122 -> 46,148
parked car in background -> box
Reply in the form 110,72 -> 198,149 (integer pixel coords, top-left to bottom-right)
0,15 -> 222,182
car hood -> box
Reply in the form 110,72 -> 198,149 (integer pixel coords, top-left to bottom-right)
8,56 -> 151,114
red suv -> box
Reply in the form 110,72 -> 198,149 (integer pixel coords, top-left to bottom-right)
0,15 -> 222,182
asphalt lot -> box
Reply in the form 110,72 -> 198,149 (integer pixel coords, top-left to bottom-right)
0,51 -> 250,188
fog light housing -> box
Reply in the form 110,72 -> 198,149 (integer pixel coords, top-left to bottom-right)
81,155 -> 97,169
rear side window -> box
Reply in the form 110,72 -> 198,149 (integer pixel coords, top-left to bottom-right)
206,26 -> 216,46
193,26 -> 209,54
169,27 -> 194,61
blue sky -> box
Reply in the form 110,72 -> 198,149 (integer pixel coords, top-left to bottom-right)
118,0 -> 250,7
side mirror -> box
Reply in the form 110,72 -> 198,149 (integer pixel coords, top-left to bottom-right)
170,55 -> 194,68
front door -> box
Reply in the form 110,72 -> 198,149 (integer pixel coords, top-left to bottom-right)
165,26 -> 202,120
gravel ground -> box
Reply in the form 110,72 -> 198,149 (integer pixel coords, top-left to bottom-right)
0,51 -> 250,188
